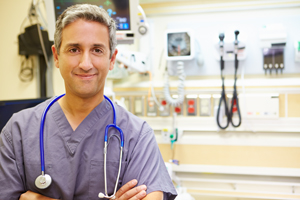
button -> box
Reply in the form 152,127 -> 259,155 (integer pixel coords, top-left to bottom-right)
138,26 -> 147,35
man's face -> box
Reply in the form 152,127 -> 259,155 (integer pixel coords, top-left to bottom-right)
52,19 -> 117,99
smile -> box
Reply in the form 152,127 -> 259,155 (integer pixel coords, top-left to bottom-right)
75,74 -> 96,79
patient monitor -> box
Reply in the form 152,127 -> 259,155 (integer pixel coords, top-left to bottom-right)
45,0 -> 148,44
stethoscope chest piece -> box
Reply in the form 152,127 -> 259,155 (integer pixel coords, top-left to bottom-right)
35,174 -> 52,189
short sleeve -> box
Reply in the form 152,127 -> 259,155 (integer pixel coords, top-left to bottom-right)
0,129 -> 25,200
122,128 -> 177,200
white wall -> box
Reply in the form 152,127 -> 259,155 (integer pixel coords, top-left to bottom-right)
0,0 -> 37,100
114,5 -> 300,88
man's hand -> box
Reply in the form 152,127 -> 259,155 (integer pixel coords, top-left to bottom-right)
114,179 -> 147,200
19,179 -> 150,200
19,191 -> 59,200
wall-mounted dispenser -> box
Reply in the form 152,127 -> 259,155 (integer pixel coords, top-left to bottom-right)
260,24 -> 287,74
295,41 -> 300,62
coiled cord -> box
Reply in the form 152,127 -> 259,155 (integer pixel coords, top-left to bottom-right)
164,61 -> 185,107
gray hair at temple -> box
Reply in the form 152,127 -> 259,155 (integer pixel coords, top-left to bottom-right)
54,4 -> 117,58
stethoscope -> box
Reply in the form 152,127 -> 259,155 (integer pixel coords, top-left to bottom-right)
35,94 -> 124,199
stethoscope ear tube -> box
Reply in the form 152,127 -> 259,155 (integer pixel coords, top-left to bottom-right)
36,93 -> 65,189
101,96 -> 124,199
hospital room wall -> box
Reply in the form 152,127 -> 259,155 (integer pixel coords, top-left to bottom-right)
113,3 -> 300,199
113,2 -> 300,154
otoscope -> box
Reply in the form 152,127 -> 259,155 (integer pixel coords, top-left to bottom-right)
216,33 -> 230,129
229,30 -> 242,127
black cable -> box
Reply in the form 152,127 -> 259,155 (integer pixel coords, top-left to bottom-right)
216,33 -> 230,129
19,56 -> 34,82
229,30 -> 242,127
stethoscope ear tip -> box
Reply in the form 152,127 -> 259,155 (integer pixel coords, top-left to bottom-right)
98,193 -> 104,198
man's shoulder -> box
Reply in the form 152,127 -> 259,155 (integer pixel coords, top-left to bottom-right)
12,98 -> 50,120
3,98 -> 51,132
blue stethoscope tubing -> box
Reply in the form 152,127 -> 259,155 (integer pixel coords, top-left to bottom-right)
36,94 -> 124,199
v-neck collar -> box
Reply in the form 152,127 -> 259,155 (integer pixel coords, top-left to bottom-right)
50,98 -> 111,155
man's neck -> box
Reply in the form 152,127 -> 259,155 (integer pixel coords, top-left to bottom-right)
58,93 -> 104,131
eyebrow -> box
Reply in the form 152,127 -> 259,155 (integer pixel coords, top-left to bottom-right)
64,43 -> 107,49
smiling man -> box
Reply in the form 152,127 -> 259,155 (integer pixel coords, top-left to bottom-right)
0,4 -> 177,200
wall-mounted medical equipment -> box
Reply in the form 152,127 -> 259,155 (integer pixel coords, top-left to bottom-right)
18,4 -> 53,97
36,94 -> 124,200
214,31 -> 246,62
260,24 -> 286,74
166,29 -> 203,76
164,29 -> 197,107
295,41 -> 300,62
166,30 -> 195,61
239,93 -> 279,119
116,51 -> 148,73
45,0 -> 148,44
216,31 -> 242,130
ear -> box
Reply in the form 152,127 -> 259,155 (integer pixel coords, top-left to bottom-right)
109,49 -> 118,71
52,45 -> 59,68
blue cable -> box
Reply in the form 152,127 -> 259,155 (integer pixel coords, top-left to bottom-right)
40,94 -> 65,172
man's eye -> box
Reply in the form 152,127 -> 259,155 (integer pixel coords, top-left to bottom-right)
70,48 -> 79,53
94,48 -> 103,53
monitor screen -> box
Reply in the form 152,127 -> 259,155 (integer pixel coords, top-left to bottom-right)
0,98 -> 48,132
53,0 -> 131,31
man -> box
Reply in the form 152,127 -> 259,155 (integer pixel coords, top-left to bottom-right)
0,4 -> 177,200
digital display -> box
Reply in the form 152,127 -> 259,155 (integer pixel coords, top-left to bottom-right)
53,0 -> 131,31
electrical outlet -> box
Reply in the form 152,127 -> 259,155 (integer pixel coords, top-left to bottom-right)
123,96 -> 132,112
172,95 -> 183,116
186,95 -> 197,116
134,96 -> 144,116
159,98 -> 170,116
199,94 -> 211,116
147,97 -> 157,116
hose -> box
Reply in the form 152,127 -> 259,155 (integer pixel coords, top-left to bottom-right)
164,61 -> 185,107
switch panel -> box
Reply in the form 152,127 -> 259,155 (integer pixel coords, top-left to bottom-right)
212,94 -> 221,117
134,96 -> 144,116
199,95 -> 211,116
186,95 -> 197,116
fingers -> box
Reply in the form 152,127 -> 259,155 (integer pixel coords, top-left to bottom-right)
115,179 -> 138,198
128,188 -> 147,200
115,179 -> 147,200
20,190 -> 59,200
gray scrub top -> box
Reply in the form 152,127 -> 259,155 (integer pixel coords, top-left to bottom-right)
0,97 -> 177,200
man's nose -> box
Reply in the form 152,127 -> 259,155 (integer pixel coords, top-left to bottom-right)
79,51 -> 93,71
